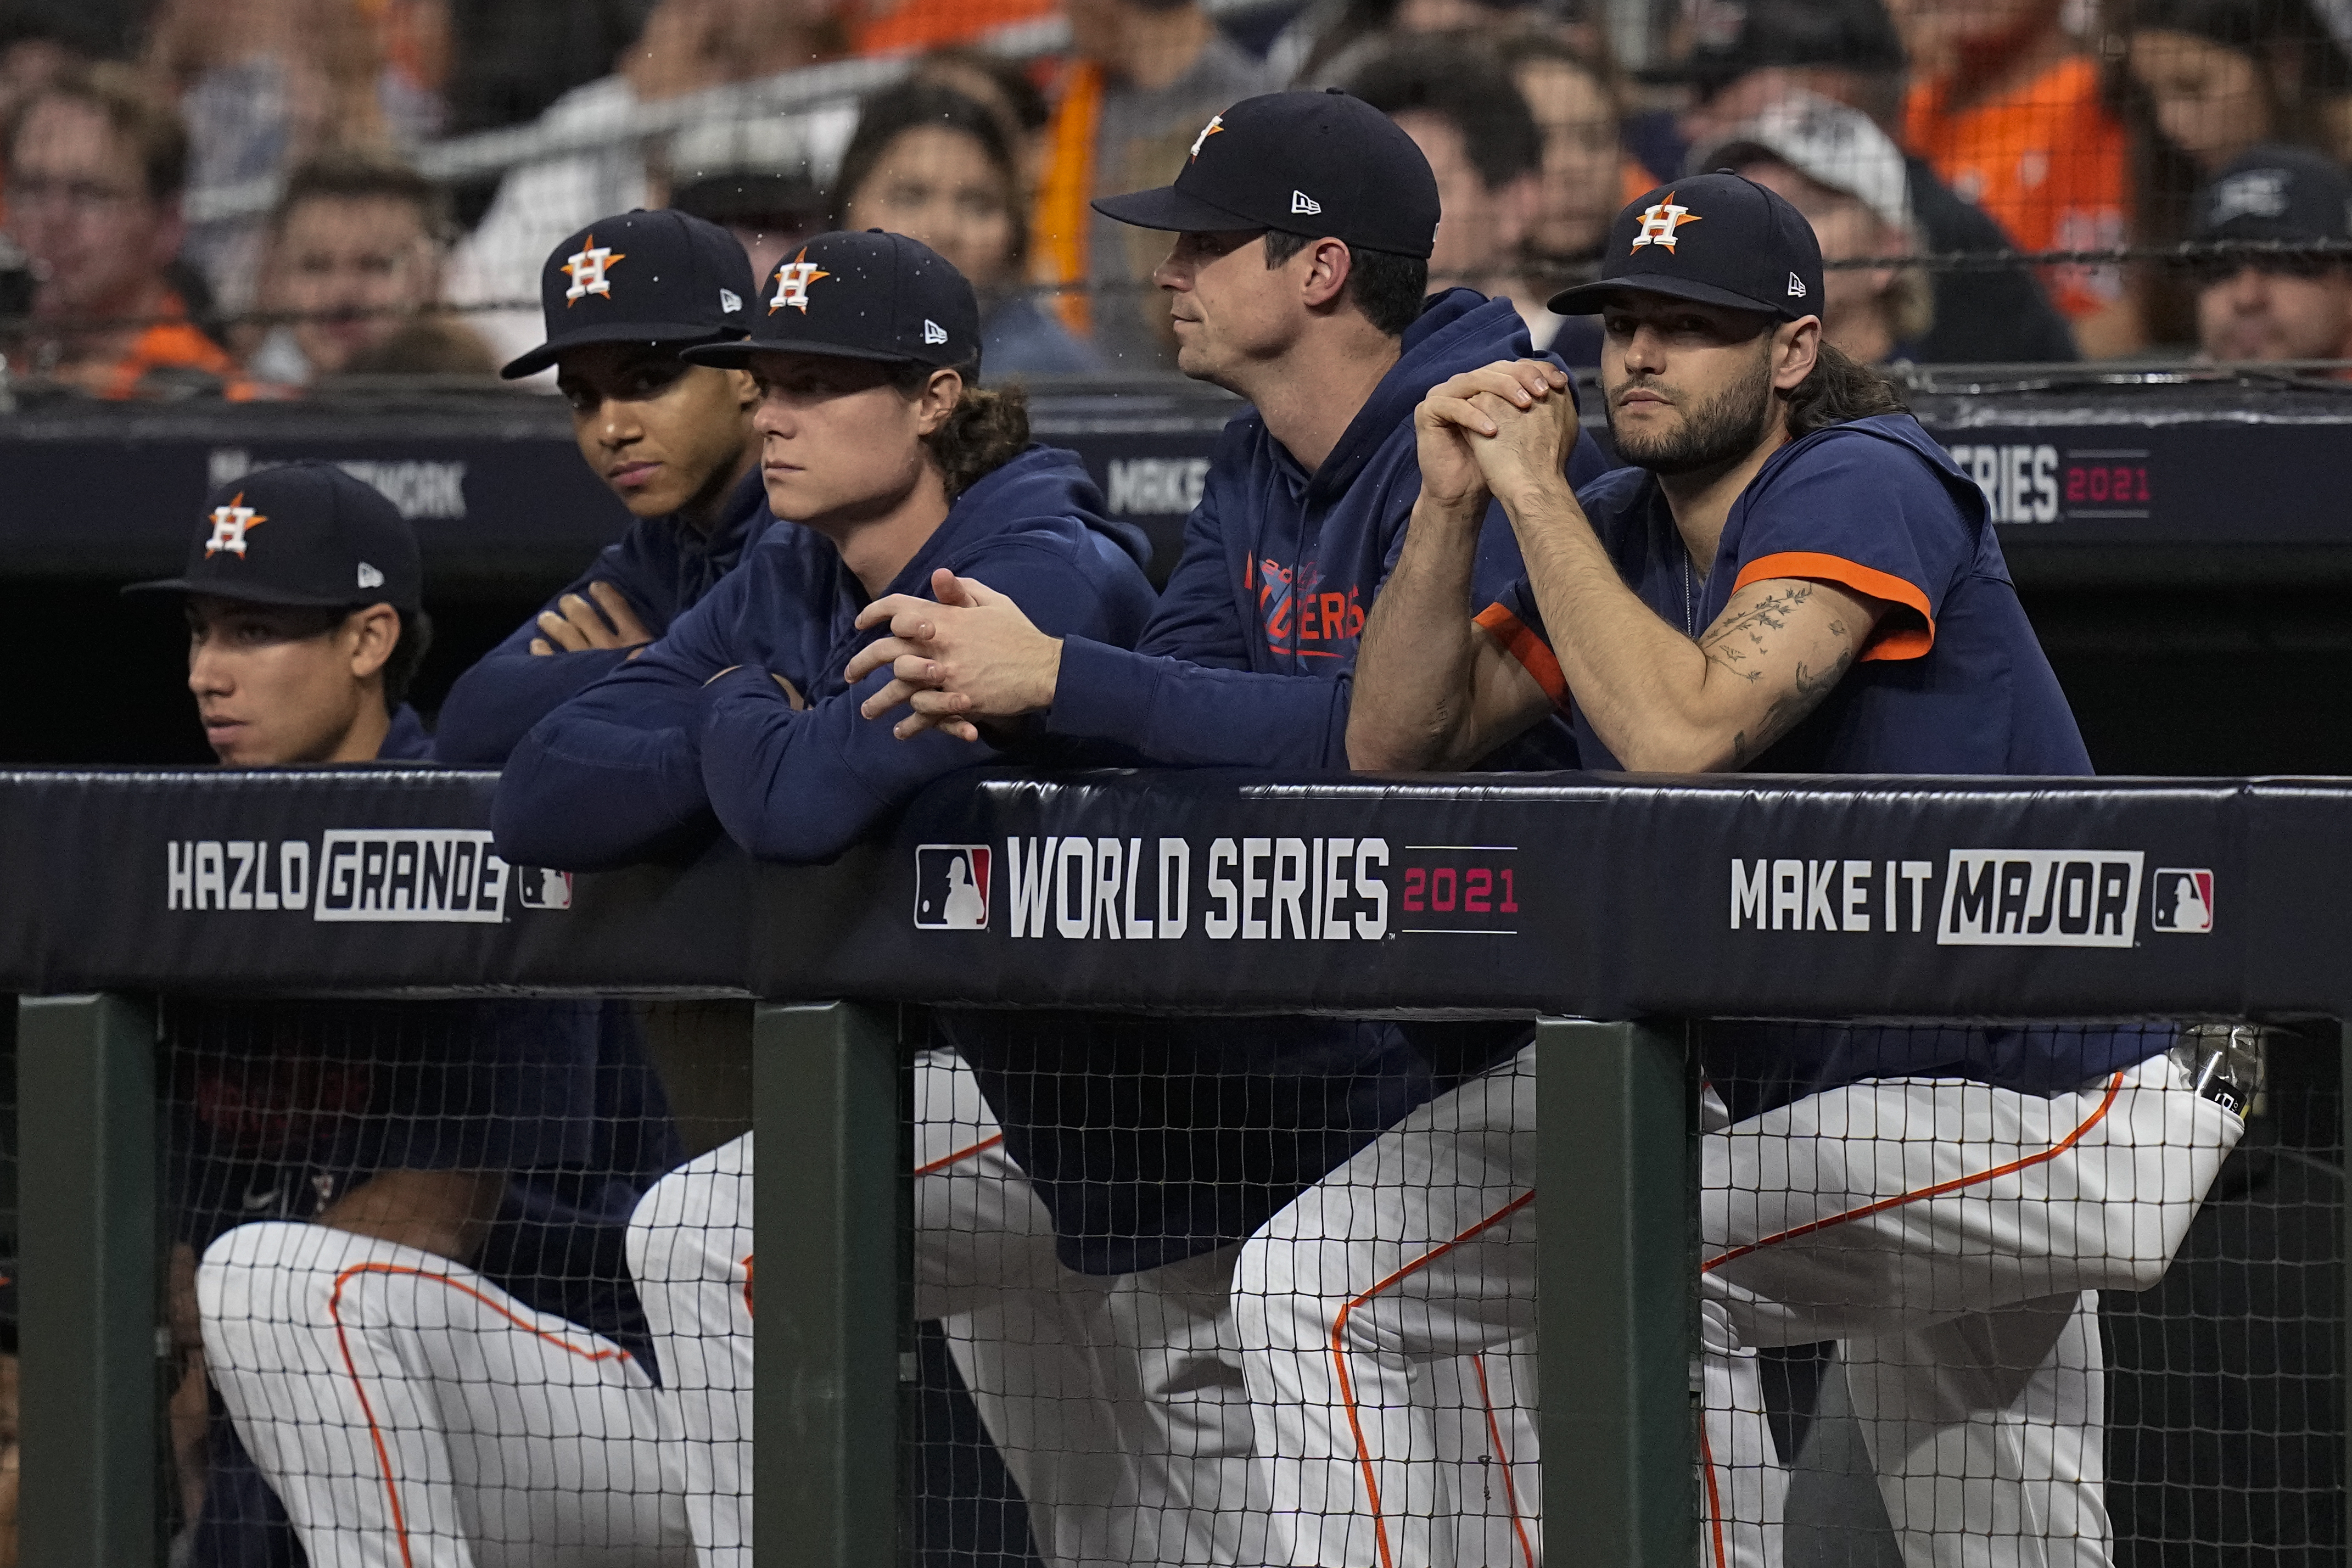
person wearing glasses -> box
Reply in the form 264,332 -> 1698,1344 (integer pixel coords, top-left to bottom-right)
1,61 -> 238,397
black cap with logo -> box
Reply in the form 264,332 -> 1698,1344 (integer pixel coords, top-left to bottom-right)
500,208 -> 756,379
125,462 -> 423,613
681,229 -> 983,371
2195,144 -> 2352,243
1548,172 -> 1824,321
1092,88 -> 1441,260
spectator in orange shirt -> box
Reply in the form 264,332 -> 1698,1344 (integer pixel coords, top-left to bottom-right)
3,63 -> 240,398
1901,0 -> 2142,354
1028,0 -> 1276,368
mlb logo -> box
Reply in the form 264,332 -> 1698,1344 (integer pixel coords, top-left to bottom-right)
913,844 -> 991,930
516,867 -> 573,910
2149,867 -> 2214,933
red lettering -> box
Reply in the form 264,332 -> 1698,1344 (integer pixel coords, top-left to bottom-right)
1465,867 -> 1491,912
1403,866 -> 1425,912
1298,598 -> 1319,640
2065,467 -> 2085,502
1346,595 -> 1365,637
1498,868 -> 1518,913
1267,600 -> 1290,640
1431,867 -> 1457,912
2135,467 -> 2151,502
1321,593 -> 1348,640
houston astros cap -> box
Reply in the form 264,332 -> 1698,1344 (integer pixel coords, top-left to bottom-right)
1092,88 -> 1441,260
2194,144 -> 2352,243
500,208 -> 755,379
1549,172 -> 1824,320
125,463 -> 422,613
680,229 -> 982,370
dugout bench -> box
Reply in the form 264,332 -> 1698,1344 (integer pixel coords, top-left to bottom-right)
3,765 -> 2349,1565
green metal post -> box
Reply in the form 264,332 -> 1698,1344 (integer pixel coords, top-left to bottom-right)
16,993 -> 157,1568
753,1001 -> 904,1567
1537,1016 -> 1695,1566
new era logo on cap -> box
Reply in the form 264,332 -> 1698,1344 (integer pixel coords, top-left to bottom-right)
128,462 -> 424,614
1093,91 -> 1442,261
1550,172 -> 1825,324
922,318 -> 949,345
503,209 -> 759,380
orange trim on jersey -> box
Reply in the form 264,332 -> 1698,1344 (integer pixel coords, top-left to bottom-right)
328,1261 -> 631,1568
1731,552 -> 1936,662
743,1253 -> 756,1318
915,1131 -> 1006,1179
1699,1405 -> 1730,1568
1474,604 -> 1569,709
1469,1353 -> 1538,1568
1703,1071 -> 2125,1275
1331,1188 -> 1537,1568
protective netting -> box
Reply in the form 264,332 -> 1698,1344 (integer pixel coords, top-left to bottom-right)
12,0 -> 2352,400
5,1001 -> 2329,1564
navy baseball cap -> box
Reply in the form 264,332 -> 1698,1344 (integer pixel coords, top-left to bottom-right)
1549,172 -> 1824,320
1093,88 -> 1441,260
500,208 -> 755,379
681,229 -> 982,370
2195,145 -> 2352,243
125,463 -> 422,613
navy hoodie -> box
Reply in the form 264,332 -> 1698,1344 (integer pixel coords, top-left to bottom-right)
1043,289 -> 1612,768
951,295 -> 1611,1274
492,446 -> 1155,869
434,468 -> 773,766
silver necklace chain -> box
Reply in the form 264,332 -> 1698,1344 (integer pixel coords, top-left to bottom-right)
1681,553 -> 1698,640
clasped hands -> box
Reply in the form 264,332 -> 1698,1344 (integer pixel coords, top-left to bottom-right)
1413,358 -> 1579,516
844,568 -> 1060,742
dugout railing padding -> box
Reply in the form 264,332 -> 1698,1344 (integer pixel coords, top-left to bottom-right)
3,766 -> 2347,1566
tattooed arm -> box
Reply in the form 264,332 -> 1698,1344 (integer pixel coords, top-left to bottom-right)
1485,467 -> 1884,775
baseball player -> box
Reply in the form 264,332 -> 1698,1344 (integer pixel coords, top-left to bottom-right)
125,463 -> 692,1566
1240,172 -> 2245,1568
490,230 -> 1160,1567
434,209 -> 769,766
844,90 -> 1611,1564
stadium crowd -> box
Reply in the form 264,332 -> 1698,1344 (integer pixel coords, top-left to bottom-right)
5,0 -> 2352,395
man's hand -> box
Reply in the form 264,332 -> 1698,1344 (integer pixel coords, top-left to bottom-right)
530,581 -> 653,656
846,569 -> 1060,742
1415,360 -> 1573,513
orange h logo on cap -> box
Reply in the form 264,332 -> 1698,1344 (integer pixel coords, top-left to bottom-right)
1630,193 -> 1703,253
